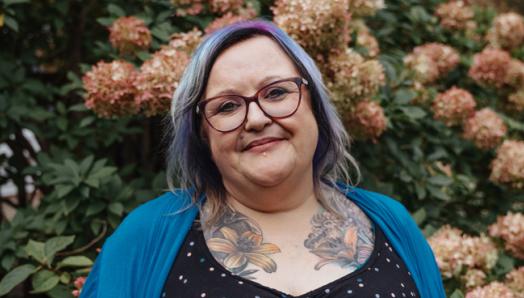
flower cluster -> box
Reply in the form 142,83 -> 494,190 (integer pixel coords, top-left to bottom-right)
428,225 -> 469,278
205,8 -> 257,34
462,269 -> 487,289
404,43 -> 460,84
432,87 -> 477,126
72,276 -> 86,297
466,282 -> 517,298
352,20 -> 380,58
82,60 -> 139,118
468,48 -> 512,88
169,27 -> 203,54
348,0 -> 385,17
462,108 -> 507,150
346,100 -> 387,143
209,0 -> 245,14
272,0 -> 351,61
428,225 -> 498,279
489,212 -> 524,259
327,49 -> 385,108
109,16 -> 151,55
171,0 -> 204,16
435,1 -> 475,31
135,47 -> 190,116
508,90 -> 524,112
486,12 -> 524,50
505,267 -> 524,296
489,140 -> 524,189
505,59 -> 524,89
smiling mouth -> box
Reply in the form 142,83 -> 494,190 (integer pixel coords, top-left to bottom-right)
244,138 -> 284,152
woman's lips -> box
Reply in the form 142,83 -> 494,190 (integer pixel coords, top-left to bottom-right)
244,138 -> 284,152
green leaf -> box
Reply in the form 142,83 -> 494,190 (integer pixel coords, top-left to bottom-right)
25,240 -> 46,264
96,17 -> 114,26
79,116 -> 95,128
107,4 -> 125,17
412,208 -> 427,225
44,236 -> 75,265
0,264 -> 36,295
400,106 -> 427,119
4,15 -> 18,32
4,0 -> 31,5
86,201 -> 106,216
449,289 -> 465,298
394,88 -> 416,104
69,103 -> 88,112
59,272 -> 71,284
79,155 -> 94,177
427,175 -> 453,186
151,26 -> 171,41
108,202 -> 124,216
57,256 -> 93,269
30,270 -> 60,294
56,184 -> 74,198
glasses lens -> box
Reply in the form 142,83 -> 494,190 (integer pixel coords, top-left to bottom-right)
258,80 -> 300,117
204,96 -> 246,131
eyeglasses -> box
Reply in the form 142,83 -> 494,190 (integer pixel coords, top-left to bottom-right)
196,77 -> 309,132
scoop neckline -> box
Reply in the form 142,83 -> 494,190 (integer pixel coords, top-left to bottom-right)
193,216 -> 382,298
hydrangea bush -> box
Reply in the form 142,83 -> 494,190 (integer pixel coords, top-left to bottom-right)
1,0 -> 523,297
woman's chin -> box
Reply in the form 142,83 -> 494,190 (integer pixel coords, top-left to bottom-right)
241,160 -> 295,187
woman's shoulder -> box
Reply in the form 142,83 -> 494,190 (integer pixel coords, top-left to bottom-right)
106,189 -> 197,245
343,185 -> 410,213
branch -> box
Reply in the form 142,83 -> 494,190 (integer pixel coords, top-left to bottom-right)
57,221 -> 108,257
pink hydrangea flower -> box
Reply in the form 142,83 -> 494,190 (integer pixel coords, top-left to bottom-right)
432,87 -> 477,126
465,282 -> 516,298
348,0 -> 385,17
169,27 -> 203,54
505,267 -> 524,296
462,108 -> 507,150
204,8 -> 257,34
109,16 -> 151,55
171,0 -> 204,16
272,0 -> 351,61
328,49 -> 385,107
487,12 -> 524,50
135,46 -> 190,117
346,100 -> 387,143
82,60 -> 139,118
469,48 -> 512,88
405,43 -> 460,84
435,1 -> 475,31
489,211 -> 524,259
209,0 -> 245,14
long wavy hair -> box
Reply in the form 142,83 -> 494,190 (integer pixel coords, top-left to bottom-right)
164,19 -> 361,223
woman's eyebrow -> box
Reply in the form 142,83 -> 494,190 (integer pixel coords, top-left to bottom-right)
209,75 -> 285,98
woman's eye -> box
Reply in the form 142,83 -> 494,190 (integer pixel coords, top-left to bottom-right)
265,88 -> 288,99
218,101 -> 240,113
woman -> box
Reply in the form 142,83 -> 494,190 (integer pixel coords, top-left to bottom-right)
81,20 -> 445,298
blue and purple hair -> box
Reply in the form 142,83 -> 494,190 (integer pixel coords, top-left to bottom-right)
164,19 -> 360,220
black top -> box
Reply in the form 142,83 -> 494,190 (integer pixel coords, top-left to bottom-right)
162,218 -> 420,298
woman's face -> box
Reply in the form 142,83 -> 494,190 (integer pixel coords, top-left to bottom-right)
202,36 -> 319,189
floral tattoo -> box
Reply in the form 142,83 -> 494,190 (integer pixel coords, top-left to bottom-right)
203,207 -> 281,279
304,195 -> 375,271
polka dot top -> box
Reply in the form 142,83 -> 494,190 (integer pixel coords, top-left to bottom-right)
162,218 -> 420,298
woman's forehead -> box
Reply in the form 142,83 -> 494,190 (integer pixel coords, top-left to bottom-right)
205,36 -> 299,97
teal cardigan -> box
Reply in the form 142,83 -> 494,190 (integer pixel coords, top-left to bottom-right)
81,186 -> 446,297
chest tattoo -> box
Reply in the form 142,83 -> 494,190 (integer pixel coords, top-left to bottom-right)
304,196 -> 375,271
203,208 -> 281,280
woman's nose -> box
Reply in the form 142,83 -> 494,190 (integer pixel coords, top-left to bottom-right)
244,101 -> 272,131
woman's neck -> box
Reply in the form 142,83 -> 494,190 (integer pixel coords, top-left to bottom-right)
222,168 -> 317,213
